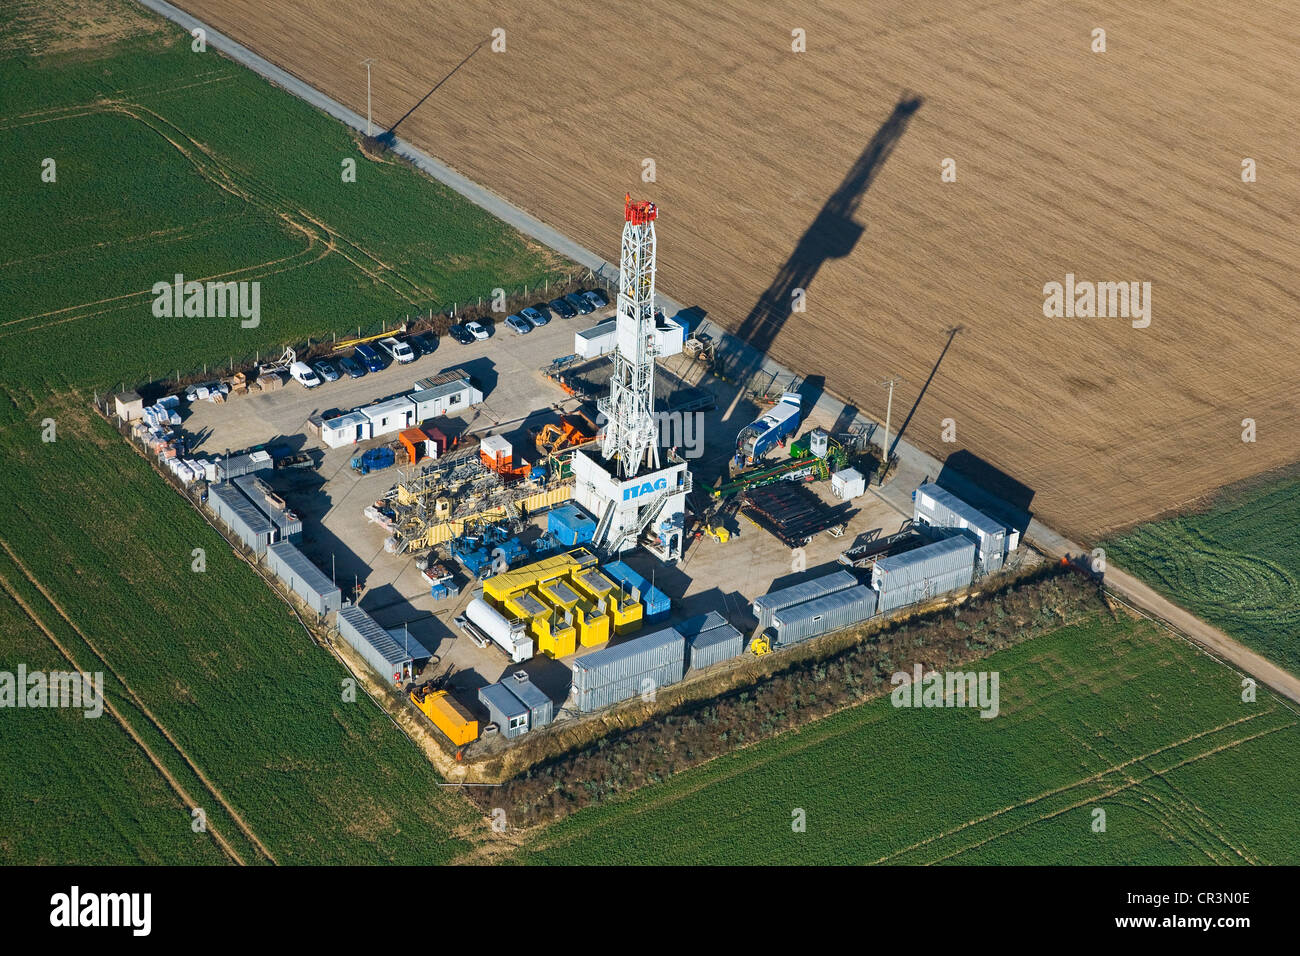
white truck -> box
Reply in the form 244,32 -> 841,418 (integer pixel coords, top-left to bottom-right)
378,336 -> 415,364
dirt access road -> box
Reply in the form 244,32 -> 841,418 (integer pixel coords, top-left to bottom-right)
168,0 -> 1299,542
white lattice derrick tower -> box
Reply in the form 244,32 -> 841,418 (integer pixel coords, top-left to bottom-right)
599,194 -> 661,478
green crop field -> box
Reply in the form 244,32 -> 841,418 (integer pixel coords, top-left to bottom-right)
516,614 -> 1300,865
1103,473 -> 1300,676
0,0 -> 564,407
0,0 -> 549,864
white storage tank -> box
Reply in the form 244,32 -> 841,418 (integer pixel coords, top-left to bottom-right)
466,598 -> 533,663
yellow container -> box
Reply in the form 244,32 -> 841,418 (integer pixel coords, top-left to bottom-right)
412,689 -> 478,746
574,603 -> 611,647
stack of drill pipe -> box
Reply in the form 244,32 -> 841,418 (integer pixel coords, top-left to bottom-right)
741,483 -> 837,547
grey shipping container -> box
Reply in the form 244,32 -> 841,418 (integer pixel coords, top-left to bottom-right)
913,482 -> 1009,572
574,663 -> 683,713
873,535 -> 976,589
208,483 -> 275,555
873,536 -> 977,614
265,540 -> 341,615
686,621 -> 745,670
753,569 -> 857,631
571,627 -> 685,712
234,472 -> 303,541
770,585 -> 877,646
337,604 -> 431,684
571,627 -> 685,692
479,672 -> 553,738
676,610 -> 729,639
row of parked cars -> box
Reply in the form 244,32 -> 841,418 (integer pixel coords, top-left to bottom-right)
502,289 -> 609,336
288,289 -> 612,387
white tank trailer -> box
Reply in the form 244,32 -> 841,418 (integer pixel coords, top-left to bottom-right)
466,598 -> 534,663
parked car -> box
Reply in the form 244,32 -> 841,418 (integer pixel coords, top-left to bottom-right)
505,313 -> 533,335
531,302 -> 554,322
519,306 -> 548,329
378,336 -> 416,364
582,289 -> 609,309
353,342 -> 387,372
549,296 -> 578,319
338,355 -> 366,378
464,320 -> 490,340
564,292 -> 594,316
311,359 -> 340,383
449,324 -> 474,345
408,332 -> 438,356
289,361 -> 321,388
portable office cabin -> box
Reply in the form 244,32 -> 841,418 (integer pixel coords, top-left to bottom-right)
679,612 -> 745,670
574,318 -> 618,358
208,483 -> 275,555
769,585 -> 877,646
361,396 -> 416,437
409,377 -> 481,422
337,604 -> 431,684
479,672 -> 553,739
570,626 -> 685,713
753,569 -> 857,632
264,540 -> 341,615
872,535 -> 976,614
913,482 -> 1011,572
320,410 -> 372,449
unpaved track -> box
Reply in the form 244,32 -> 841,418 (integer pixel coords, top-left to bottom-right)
163,0 -> 1300,541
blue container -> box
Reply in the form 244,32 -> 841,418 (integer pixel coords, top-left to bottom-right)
548,503 -> 597,547
602,561 -> 670,622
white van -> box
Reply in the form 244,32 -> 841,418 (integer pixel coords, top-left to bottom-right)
379,336 -> 416,364
289,361 -> 322,388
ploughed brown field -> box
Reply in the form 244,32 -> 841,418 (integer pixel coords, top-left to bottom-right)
176,0 -> 1299,541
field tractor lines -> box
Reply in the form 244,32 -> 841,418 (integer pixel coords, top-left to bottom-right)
0,537 -> 279,865
0,214 -> 248,271
0,565 -> 247,865
1053,717 -> 1252,865
870,710 -> 1275,864
930,720 -> 1293,866
904,716 -> 1293,865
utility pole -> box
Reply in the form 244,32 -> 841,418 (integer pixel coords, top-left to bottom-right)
878,378 -> 901,484
361,58 -> 376,136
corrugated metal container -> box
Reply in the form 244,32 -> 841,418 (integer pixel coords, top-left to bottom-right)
676,610 -> 729,640
234,472 -> 303,541
602,561 -> 670,621
913,482 -> 1009,572
686,616 -> 748,671
753,569 -> 857,631
873,536 -> 976,613
265,540 -> 341,615
571,626 -> 685,711
770,585 -> 877,646
877,566 -> 974,614
548,503 -> 598,546
208,483 -> 275,554
337,604 -> 431,684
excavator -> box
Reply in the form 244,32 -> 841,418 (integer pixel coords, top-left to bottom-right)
533,409 -> 598,457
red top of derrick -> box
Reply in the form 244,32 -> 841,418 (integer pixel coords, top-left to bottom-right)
625,193 -> 657,224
